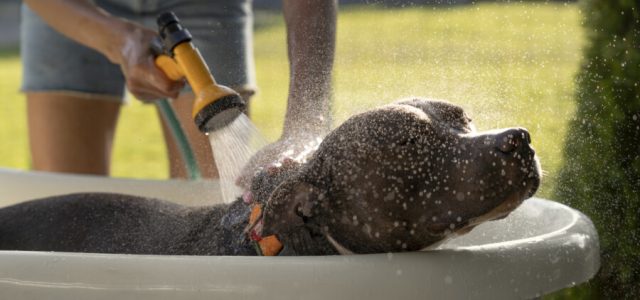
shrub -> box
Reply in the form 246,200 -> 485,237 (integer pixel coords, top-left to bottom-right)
554,0 -> 640,298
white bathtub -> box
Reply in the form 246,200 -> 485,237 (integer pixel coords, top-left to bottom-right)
0,168 -> 600,299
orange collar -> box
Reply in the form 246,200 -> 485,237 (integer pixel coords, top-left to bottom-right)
247,204 -> 283,256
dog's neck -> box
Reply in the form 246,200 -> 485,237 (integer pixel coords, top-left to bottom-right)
246,210 -> 340,256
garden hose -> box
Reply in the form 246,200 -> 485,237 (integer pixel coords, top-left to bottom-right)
155,99 -> 202,180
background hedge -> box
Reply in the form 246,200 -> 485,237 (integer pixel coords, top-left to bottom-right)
554,0 -> 640,298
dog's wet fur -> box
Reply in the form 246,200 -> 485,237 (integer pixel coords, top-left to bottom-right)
0,99 -> 540,255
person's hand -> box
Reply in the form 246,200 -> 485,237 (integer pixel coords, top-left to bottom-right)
241,156 -> 300,205
113,23 -> 184,101
22,1 -> 183,101
236,134 -> 323,190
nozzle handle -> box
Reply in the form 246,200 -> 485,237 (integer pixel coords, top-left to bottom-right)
151,15 -> 185,81
155,55 -> 184,81
151,34 -> 184,81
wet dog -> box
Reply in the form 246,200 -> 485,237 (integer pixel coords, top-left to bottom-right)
0,99 -> 540,255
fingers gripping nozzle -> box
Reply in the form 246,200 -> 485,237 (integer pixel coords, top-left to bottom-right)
153,11 -> 246,132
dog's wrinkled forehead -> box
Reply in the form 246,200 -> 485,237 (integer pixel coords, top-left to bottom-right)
395,98 -> 474,133
334,99 -> 473,142
317,98 -> 475,164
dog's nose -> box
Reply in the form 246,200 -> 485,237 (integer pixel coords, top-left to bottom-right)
495,128 -> 531,154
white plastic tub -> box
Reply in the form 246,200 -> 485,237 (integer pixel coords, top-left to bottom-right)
0,168 -> 600,299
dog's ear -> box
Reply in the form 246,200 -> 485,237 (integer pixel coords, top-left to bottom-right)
261,180 -> 324,236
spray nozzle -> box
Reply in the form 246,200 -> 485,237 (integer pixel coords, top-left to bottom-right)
153,11 -> 246,133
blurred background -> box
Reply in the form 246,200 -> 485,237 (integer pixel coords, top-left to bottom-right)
0,0 -> 582,195
1,0 -> 638,298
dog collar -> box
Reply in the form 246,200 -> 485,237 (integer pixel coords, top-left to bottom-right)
247,203 -> 283,256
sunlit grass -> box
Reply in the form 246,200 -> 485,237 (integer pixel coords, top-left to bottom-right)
0,51 -> 29,170
0,3 -> 583,198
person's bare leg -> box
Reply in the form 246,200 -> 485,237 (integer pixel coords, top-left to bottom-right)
27,92 -> 121,175
158,92 -> 253,179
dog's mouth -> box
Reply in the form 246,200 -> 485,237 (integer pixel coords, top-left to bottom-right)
451,152 -> 541,238
457,194 -> 523,237
465,160 -> 541,229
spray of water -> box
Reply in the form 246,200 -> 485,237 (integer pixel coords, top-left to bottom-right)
207,114 -> 268,203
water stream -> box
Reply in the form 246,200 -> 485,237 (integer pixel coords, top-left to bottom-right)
207,114 -> 268,203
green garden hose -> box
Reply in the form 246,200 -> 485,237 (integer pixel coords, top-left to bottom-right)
156,99 -> 202,180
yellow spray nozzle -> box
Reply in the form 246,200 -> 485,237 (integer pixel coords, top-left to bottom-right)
153,12 -> 245,133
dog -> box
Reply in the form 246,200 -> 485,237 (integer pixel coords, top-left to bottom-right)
0,99 -> 540,256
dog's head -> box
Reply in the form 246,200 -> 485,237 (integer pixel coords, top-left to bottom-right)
260,98 -> 541,254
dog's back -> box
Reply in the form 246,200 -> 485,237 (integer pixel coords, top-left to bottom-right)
0,193 -> 255,255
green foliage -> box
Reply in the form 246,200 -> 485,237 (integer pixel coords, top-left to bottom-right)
554,0 -> 640,298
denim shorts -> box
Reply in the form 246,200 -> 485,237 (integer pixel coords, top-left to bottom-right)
20,0 -> 256,102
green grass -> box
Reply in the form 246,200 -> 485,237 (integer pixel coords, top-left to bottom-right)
0,2 -> 583,200
0,49 -> 29,170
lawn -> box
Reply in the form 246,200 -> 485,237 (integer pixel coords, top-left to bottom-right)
0,2 -> 583,199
